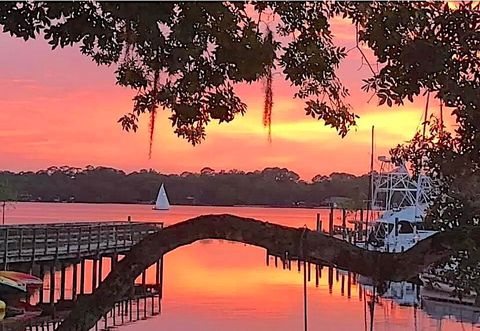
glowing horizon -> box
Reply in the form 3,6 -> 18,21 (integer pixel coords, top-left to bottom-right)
0,18 -> 453,181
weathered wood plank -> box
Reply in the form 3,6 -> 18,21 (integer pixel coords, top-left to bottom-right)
0,222 -> 163,267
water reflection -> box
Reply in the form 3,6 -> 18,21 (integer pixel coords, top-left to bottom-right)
3,203 -> 479,330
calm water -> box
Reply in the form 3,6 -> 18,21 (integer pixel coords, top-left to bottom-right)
4,202 -> 478,331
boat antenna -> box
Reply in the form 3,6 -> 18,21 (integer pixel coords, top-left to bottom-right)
365,125 -> 374,243
415,92 -> 430,219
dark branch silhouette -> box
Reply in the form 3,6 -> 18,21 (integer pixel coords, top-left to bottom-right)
57,214 -> 478,330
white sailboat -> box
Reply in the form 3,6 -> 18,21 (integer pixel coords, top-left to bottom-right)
153,184 -> 170,210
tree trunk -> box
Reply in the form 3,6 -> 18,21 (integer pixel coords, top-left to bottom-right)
56,214 -> 478,331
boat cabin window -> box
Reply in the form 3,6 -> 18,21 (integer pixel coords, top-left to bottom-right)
398,220 -> 414,234
372,223 -> 394,238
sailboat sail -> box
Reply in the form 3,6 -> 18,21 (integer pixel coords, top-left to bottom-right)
154,184 -> 170,210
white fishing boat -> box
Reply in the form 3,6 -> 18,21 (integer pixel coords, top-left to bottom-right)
357,156 -> 437,253
153,184 -> 170,210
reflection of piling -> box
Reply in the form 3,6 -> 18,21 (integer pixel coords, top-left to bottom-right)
347,272 -> 352,299
360,209 -> 364,240
329,206 -> 334,236
328,266 -> 333,293
341,274 -> 345,296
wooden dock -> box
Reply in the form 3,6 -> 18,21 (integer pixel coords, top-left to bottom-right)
0,221 -> 163,269
0,221 -> 165,330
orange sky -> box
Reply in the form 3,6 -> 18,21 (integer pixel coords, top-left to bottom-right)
0,17 -> 451,180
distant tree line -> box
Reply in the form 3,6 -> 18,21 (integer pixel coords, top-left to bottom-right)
0,166 -> 369,208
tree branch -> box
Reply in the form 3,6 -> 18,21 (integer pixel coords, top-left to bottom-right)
57,214 -> 476,331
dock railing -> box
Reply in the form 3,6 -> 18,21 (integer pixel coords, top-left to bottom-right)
0,221 -> 163,268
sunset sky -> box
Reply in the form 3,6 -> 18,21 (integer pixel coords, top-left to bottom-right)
0,16 -> 448,181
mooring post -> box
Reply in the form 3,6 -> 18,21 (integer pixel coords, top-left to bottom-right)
39,264 -> 44,303
3,228 -> 9,270
315,265 -> 319,287
92,258 -> 98,290
19,227 -> 24,258
159,255 -> 164,299
98,256 -> 103,285
79,259 -> 85,295
49,264 -> 56,308
360,209 -> 364,240
155,260 -> 160,289
60,264 -> 66,301
30,227 -> 37,274
66,227 -> 71,255
72,262 -> 78,301
342,208 -> 347,239
43,227 -> 48,256
328,205 -> 334,236
141,270 -> 147,294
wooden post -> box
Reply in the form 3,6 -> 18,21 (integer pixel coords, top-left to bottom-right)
329,205 -> 334,236
30,228 -> 37,273
97,225 -> 101,253
315,265 -> 319,287
3,228 -> 8,270
49,264 -> 56,305
159,255 -> 164,299
19,228 -> 23,258
98,256 -> 103,285
111,253 -> 118,271
141,270 -> 146,294
342,208 -> 347,240
79,259 -> 85,295
92,258 -> 98,290
44,227 -> 48,256
39,264 -> 44,303
360,209 -> 364,240
67,227 -> 71,254
55,228 -> 59,260
60,264 -> 66,301
155,260 -> 160,289
316,213 -> 322,232
72,262 -> 78,301
78,226 -> 82,255
88,226 -> 92,252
